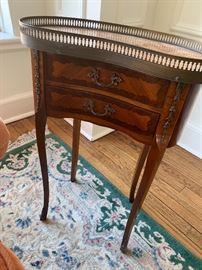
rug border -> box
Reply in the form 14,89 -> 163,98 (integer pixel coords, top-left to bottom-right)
2,131 -> 201,265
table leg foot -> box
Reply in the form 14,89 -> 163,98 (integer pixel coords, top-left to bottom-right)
129,197 -> 134,203
40,207 -> 48,221
120,243 -> 128,254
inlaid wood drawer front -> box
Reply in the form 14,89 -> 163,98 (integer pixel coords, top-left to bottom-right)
45,54 -> 170,109
46,87 -> 160,141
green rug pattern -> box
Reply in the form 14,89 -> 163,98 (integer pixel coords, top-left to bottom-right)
0,131 -> 201,269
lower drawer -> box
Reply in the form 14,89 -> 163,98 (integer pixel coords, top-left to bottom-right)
46,87 -> 160,143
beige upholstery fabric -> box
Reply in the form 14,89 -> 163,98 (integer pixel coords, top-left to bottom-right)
0,243 -> 24,270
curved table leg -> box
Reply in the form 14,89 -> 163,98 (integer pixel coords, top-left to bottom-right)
121,141 -> 166,253
129,145 -> 150,203
35,113 -> 49,221
71,119 -> 81,182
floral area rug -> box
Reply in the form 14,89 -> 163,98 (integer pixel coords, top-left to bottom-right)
0,131 -> 201,270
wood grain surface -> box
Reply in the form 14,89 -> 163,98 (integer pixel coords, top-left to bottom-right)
6,116 -> 202,258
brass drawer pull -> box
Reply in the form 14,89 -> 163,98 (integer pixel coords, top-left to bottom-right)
88,68 -> 123,87
84,99 -> 115,117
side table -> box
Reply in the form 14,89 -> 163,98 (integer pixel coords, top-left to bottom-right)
19,16 -> 202,252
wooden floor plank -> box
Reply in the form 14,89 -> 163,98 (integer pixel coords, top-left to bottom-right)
7,124 -> 19,142
187,227 -> 202,250
181,187 -> 202,209
157,160 -> 202,196
152,180 -> 202,220
5,116 -> 202,259
150,185 -> 202,233
163,148 -> 202,186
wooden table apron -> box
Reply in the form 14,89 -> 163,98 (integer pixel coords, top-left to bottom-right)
19,15 -> 202,253
31,49 -> 192,252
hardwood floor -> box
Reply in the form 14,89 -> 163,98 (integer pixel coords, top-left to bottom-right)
6,116 -> 202,258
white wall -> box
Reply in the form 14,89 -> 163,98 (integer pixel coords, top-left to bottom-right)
152,0 -> 202,40
178,86 -> 202,158
0,0 -> 47,124
45,0 -> 83,17
0,41 -> 33,123
8,0 -> 47,36
151,0 -> 202,158
101,0 -> 158,27
100,0 -> 202,158
86,0 -> 101,20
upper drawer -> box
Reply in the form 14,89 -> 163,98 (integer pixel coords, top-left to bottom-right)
45,53 -> 169,109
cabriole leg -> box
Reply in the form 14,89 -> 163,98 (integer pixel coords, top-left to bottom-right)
121,142 -> 166,253
35,113 -> 49,221
129,144 -> 150,203
71,119 -> 81,182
